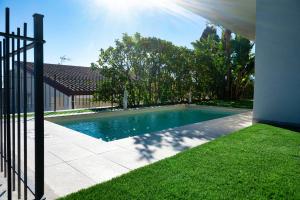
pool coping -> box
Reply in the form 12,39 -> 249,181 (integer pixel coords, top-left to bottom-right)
46,104 -> 250,126
45,104 -> 251,120
24,106 -> 252,199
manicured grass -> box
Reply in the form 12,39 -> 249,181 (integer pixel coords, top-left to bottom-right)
197,99 -> 253,109
27,107 -> 115,118
59,124 -> 300,200
27,108 -> 95,118
44,108 -> 98,116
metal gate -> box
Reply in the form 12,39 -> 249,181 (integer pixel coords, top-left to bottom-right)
0,8 -> 45,200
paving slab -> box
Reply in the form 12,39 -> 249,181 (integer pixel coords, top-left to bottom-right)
68,154 -> 130,183
101,147 -> 158,169
47,142 -> 94,162
45,162 -> 95,197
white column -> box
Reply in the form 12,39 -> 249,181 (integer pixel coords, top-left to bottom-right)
254,0 -> 300,127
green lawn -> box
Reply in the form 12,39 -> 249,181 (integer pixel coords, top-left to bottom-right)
59,124 -> 300,200
27,107 -> 114,118
197,99 -> 253,109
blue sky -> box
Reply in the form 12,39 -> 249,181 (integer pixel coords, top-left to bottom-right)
1,0 -> 211,66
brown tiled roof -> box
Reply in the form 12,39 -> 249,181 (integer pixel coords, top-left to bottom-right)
25,62 -> 102,96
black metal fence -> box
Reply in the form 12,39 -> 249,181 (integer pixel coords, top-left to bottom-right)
0,8 -> 45,200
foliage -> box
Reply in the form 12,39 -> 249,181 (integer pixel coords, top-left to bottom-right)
92,26 -> 255,108
59,124 -> 300,200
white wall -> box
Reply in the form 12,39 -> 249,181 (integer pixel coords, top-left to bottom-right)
254,0 -> 300,126
21,71 -> 70,112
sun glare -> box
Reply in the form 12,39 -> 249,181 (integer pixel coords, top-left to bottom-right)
90,0 -> 196,20
92,0 -> 156,14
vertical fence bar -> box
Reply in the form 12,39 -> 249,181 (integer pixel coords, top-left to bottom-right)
0,41 -> 2,173
17,27 -> 21,199
23,22 -> 28,200
58,90 -> 61,109
5,7 -> 12,200
48,84 -> 51,109
11,31 -> 16,192
54,77 -> 56,111
3,38 -> 6,178
78,80 -> 81,107
72,95 -> 75,109
89,79 -> 91,108
86,78 -> 88,108
84,79 -> 86,107
33,13 -> 45,200
30,74 -> 33,111
44,81 -> 46,110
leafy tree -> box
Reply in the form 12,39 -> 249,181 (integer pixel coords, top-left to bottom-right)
92,27 -> 254,108
221,29 -> 233,99
200,24 -> 220,42
231,35 -> 255,99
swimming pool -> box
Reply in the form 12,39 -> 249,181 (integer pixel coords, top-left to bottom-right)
50,106 -> 236,141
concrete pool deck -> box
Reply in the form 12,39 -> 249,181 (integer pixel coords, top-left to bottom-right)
1,106 -> 253,199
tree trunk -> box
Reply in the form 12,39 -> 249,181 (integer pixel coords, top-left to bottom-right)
224,29 -> 232,100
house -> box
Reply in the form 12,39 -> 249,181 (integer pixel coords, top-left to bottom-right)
21,62 -> 107,112
179,0 -> 300,128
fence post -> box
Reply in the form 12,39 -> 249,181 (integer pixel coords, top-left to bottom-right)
16,27 -> 22,199
0,41 -> 2,174
33,13 -> 45,200
72,95 -> 75,109
5,7 -> 12,200
23,22 -> 28,200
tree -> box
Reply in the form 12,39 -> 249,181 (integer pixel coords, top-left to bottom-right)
221,29 -> 233,99
231,35 -> 255,99
192,31 -> 226,99
92,28 -> 255,108
200,24 -> 220,42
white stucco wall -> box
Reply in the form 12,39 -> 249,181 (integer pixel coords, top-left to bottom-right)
253,0 -> 300,126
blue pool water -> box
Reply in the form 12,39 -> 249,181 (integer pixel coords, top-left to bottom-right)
56,108 -> 234,141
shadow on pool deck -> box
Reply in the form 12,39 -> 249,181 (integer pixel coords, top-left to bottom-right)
131,112 -> 252,161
